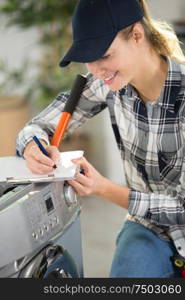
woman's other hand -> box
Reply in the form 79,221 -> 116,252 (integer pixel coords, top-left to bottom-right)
68,156 -> 129,208
67,156 -> 108,197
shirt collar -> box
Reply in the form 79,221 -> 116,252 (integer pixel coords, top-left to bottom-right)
120,57 -> 182,112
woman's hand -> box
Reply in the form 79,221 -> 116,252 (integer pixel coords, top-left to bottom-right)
23,140 -> 60,174
68,156 -> 130,209
67,156 -> 108,197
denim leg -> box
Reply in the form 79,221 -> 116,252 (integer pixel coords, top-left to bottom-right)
110,220 -> 181,278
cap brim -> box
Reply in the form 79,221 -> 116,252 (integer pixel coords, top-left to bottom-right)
60,32 -> 116,67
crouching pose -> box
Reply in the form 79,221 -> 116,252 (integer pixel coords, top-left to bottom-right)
17,0 -> 185,277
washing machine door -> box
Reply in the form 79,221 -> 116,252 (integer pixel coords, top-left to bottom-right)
19,244 -> 80,278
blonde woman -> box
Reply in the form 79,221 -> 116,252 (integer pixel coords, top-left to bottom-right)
17,0 -> 185,277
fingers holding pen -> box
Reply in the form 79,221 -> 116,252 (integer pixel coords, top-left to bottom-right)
25,155 -> 54,174
24,141 -> 58,174
45,145 -> 61,166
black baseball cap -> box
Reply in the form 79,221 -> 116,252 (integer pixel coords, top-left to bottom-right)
60,0 -> 144,67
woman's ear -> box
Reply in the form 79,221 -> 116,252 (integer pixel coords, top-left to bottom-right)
132,23 -> 145,44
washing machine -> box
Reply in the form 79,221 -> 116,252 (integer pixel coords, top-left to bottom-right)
0,181 -> 83,278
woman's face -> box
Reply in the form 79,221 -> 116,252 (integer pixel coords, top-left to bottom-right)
85,28 -> 142,91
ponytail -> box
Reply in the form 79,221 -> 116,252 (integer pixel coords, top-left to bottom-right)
121,0 -> 185,64
139,0 -> 185,64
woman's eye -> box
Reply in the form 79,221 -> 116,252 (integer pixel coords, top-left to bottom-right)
101,55 -> 110,60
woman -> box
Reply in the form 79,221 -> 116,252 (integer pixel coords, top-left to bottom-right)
16,0 -> 185,277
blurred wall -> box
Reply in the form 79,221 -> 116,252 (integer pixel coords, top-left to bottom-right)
0,16 -> 40,82
0,97 -> 29,156
148,0 -> 185,22
0,17 -> 40,156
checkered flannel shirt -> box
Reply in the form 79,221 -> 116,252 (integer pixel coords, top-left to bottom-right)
16,57 -> 185,258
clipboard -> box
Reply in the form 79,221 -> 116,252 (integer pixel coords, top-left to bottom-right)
0,150 -> 84,183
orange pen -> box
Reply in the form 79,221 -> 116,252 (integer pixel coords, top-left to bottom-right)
51,74 -> 87,148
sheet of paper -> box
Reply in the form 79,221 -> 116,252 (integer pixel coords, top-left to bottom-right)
0,150 -> 84,183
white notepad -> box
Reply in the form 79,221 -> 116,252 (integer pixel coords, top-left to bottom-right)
0,150 -> 84,183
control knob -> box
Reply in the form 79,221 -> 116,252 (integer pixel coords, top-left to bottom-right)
63,182 -> 77,207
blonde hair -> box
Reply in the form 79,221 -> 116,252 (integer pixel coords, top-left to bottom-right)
123,0 -> 185,64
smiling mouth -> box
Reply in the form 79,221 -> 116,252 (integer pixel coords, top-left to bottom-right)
104,72 -> 118,84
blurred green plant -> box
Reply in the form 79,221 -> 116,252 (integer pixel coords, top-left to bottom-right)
0,0 -> 84,108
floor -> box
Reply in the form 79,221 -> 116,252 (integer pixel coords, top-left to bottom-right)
80,196 -> 127,277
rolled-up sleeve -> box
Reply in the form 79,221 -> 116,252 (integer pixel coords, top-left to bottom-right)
128,172 -> 185,226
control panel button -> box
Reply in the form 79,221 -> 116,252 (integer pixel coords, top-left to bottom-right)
39,228 -> 44,236
32,232 -> 38,240
44,224 -> 49,231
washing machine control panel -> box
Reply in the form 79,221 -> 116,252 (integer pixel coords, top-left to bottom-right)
0,181 -> 80,268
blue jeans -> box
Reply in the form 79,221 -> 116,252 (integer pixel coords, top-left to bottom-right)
110,220 -> 181,278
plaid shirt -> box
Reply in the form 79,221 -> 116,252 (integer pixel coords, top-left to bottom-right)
16,57 -> 185,258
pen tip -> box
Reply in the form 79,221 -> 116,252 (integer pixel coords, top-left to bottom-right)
53,164 -> 57,169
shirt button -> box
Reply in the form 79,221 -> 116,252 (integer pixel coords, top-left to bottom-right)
146,211 -> 152,218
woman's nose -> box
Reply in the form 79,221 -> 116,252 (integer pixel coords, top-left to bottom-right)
86,62 -> 97,74
86,61 -> 104,77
